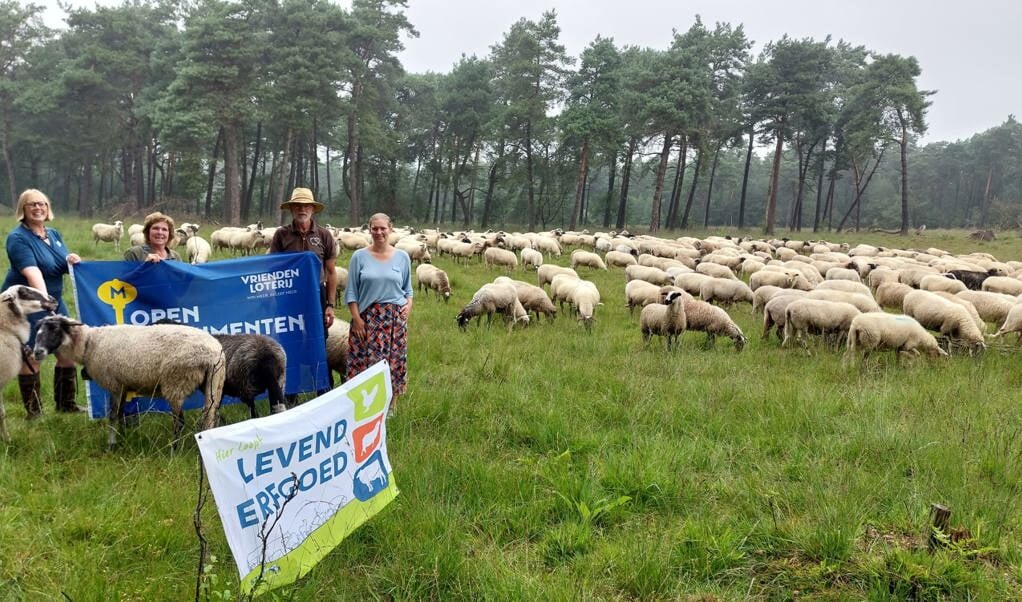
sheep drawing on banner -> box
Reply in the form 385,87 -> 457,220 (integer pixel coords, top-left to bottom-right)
353,451 -> 388,501
360,385 -> 378,413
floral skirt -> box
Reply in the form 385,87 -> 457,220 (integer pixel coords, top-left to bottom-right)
347,303 -> 408,395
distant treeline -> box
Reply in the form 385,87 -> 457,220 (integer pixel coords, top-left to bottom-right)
0,0 -> 1018,232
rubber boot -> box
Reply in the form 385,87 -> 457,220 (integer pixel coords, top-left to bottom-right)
18,373 -> 42,420
54,366 -> 85,413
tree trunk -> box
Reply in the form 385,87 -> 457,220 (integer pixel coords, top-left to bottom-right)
648,133 -> 673,234
346,80 -> 363,226
764,125 -> 784,235
666,136 -> 688,229
602,151 -> 617,228
738,126 -> 754,230
1,114 -> 16,204
680,146 -> 704,229
245,121 -> 262,220
222,123 -> 242,225
524,121 -> 536,230
703,143 -> 722,228
812,142 -> 827,232
569,137 -> 589,230
204,127 -> 224,220
616,137 -> 636,230
899,119 -> 911,234
78,157 -> 93,218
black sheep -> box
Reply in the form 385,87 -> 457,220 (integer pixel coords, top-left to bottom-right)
213,334 -> 286,418
946,269 -> 994,291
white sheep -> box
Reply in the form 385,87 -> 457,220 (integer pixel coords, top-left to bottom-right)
0,286 -> 58,440
494,276 -> 557,322
625,264 -> 674,286
782,299 -> 861,350
415,264 -> 452,302
992,304 -> 1022,343
455,282 -> 529,332
532,236 -> 561,256
395,238 -> 432,264
845,313 -> 948,363
570,249 -> 608,270
484,247 -> 519,272
825,267 -> 862,283
805,289 -> 880,313
549,273 -> 581,310
566,279 -> 601,331
520,247 -> 544,270
31,315 -> 226,448
92,221 -> 124,250
682,297 -> 747,351
625,279 -> 667,315
228,229 -> 266,255
814,280 -> 872,298
674,272 -> 714,297
761,291 -> 808,341
537,264 -> 578,288
699,278 -> 754,307
209,226 -> 246,252
981,276 -> 1022,296
752,285 -> 783,313
640,289 -> 687,350
903,289 -> 985,353
694,261 -> 737,280
749,269 -> 800,291
605,250 -> 638,268
955,290 -> 1018,326
177,228 -> 212,265
919,274 -> 967,295
875,281 -> 915,310
326,320 -> 350,380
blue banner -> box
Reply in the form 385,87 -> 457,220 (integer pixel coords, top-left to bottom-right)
71,253 -> 330,419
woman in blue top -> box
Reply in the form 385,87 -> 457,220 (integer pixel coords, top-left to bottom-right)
2,189 -> 84,418
345,213 -> 413,415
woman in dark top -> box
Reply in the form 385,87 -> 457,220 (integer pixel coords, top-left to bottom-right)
123,212 -> 181,263
2,189 -> 83,418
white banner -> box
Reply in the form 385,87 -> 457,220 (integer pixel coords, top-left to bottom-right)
195,361 -> 398,595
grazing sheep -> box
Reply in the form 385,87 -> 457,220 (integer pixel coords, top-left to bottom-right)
946,269 -> 994,291
897,267 -> 939,288
550,273 -> 582,310
694,261 -> 737,280
326,320 -> 350,381
782,299 -> 860,350
981,276 -> 1022,296
814,279 -> 872,297
682,298 -> 747,351
495,277 -> 557,322
520,247 -> 544,270
640,290 -> 687,350
0,286 -> 58,440
761,291 -> 809,341
213,334 -> 286,419
674,272 -> 715,296
625,279 -> 668,315
130,231 -> 146,247
484,247 -> 519,272
333,266 -> 349,301
845,313 -> 947,363
825,267 -> 862,282
455,282 -> 529,332
567,279 -> 602,331
537,264 -> 579,288
395,238 -> 432,264
605,250 -> 638,268
752,285 -> 783,313
954,290 -> 1018,326
533,236 -> 562,256
228,228 -> 266,255
570,249 -> 608,270
699,278 -> 754,307
177,228 -> 212,264
875,281 -> 915,310
92,221 -> 124,250
903,290 -> 986,353
805,289 -> 880,313
31,315 -> 226,448
749,269 -> 800,291
448,240 -> 485,263
625,264 -> 674,286
919,274 -> 967,295
415,264 -> 452,302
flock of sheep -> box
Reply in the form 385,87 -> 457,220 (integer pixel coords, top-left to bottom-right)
69,218 -> 1022,448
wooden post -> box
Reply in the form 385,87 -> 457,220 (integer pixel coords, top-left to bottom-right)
928,503 -> 951,551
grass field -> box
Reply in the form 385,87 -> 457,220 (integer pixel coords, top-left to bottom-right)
2,218 -> 1022,600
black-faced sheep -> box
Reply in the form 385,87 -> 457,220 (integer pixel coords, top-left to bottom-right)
0,286 -> 58,439
32,315 -> 226,448
212,334 -> 286,418
640,289 -> 687,350
946,269 -> 994,291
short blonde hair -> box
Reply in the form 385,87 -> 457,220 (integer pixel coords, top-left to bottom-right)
142,211 -> 177,246
15,189 -> 54,222
368,213 -> 392,228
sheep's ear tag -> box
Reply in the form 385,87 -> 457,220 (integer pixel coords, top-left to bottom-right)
347,371 -> 387,421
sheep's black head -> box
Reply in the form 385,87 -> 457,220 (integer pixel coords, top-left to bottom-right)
663,291 -> 683,305
32,315 -> 78,361
455,311 -> 471,330
733,334 -> 747,352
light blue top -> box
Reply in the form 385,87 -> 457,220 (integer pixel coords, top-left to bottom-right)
344,248 -> 413,313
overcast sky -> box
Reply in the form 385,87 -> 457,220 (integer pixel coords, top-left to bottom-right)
40,0 -> 1019,144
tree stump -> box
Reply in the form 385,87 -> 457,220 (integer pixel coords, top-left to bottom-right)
928,503 -> 951,551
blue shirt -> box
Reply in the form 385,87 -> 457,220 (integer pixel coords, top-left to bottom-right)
344,248 -> 413,312
3,223 -> 73,315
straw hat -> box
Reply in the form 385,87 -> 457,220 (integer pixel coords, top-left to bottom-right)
280,187 -> 324,213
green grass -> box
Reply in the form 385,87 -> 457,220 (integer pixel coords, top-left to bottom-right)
2,219 -> 1022,599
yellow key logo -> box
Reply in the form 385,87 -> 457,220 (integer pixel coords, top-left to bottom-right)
96,279 -> 137,324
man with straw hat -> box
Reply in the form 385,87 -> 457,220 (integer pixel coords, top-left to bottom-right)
269,187 -> 338,408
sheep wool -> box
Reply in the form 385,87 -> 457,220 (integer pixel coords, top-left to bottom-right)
846,313 -> 947,362
0,286 -> 58,440
640,290 -> 687,350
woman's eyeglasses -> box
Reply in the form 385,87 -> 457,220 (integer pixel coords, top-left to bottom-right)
25,202 -> 48,208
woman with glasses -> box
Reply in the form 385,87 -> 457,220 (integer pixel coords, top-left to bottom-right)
2,189 -> 83,418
